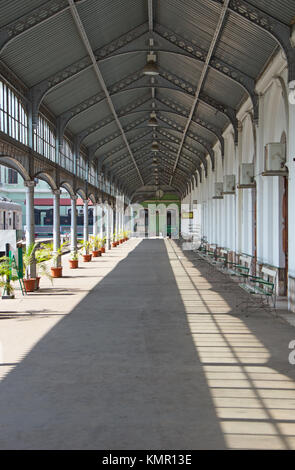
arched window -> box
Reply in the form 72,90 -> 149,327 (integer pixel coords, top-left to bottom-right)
34,114 -> 56,161
0,79 -> 28,145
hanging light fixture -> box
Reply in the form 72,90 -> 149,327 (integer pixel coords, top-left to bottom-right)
143,52 -> 159,76
148,113 -> 158,127
151,141 -> 159,152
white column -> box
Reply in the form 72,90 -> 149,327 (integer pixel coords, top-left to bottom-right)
53,189 -> 61,267
105,204 -> 110,250
83,199 -> 89,243
25,181 -> 36,277
70,196 -> 77,253
93,204 -> 98,238
99,205 -> 104,239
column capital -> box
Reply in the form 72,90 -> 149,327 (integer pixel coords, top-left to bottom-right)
52,189 -> 62,196
24,180 -> 36,188
71,195 -> 78,201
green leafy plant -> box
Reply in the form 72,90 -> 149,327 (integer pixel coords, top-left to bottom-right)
35,244 -> 53,283
23,243 -> 37,279
101,236 -> 106,247
80,239 -> 91,255
90,235 -> 101,251
47,240 -> 69,268
0,256 -> 18,296
70,250 -> 79,261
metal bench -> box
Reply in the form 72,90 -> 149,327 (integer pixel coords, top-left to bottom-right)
239,266 -> 277,308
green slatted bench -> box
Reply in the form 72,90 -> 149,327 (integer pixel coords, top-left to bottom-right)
239,266 -> 277,308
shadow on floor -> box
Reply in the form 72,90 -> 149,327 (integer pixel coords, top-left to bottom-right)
0,239 -> 295,450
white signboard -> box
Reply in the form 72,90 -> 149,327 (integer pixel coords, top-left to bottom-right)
0,230 -> 17,255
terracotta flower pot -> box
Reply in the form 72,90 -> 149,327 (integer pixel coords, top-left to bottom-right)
35,277 -> 40,290
92,250 -> 101,257
101,246 -> 105,254
23,278 -> 37,293
51,267 -> 63,278
112,242 -> 117,248
69,259 -> 78,269
82,254 -> 92,262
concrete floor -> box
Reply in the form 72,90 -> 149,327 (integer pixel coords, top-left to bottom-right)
1,239 -> 295,449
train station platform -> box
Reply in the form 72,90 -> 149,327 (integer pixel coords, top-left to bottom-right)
0,239 -> 295,450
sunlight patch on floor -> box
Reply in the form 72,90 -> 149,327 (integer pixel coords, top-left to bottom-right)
165,239 -> 295,450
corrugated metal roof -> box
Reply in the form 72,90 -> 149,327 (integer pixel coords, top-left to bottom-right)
214,11 -> 277,79
69,100 -> 111,134
44,68 -> 101,115
195,101 -> 229,132
83,121 -> 119,147
157,0 -> 221,51
203,68 -> 245,110
77,0 -> 147,51
100,52 -> 145,86
0,0 -> 293,196
247,0 -> 295,26
159,52 -> 203,87
0,0 -> 48,27
1,10 -> 86,86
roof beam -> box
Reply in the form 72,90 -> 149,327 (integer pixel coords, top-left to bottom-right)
68,0 -> 144,185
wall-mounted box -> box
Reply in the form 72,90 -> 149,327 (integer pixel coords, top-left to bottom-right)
223,175 -> 236,195
238,163 -> 255,189
263,143 -> 287,176
212,183 -> 224,199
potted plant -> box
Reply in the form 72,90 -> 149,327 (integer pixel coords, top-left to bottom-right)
69,250 -> 79,269
23,243 -> 37,292
49,241 -> 68,278
0,256 -> 18,299
81,240 -> 92,262
91,236 -> 102,257
35,243 -> 52,289
101,236 -> 106,254
112,232 -> 117,248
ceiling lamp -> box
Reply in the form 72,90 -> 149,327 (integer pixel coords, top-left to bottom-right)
143,53 -> 159,76
148,113 -> 158,127
151,141 -> 159,152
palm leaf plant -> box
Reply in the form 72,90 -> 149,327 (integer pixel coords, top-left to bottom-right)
35,244 -> 53,286
23,243 -> 37,280
0,256 -> 18,298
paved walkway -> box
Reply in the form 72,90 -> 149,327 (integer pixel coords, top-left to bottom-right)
0,239 -> 295,449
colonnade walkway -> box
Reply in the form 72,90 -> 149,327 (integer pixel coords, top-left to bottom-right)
1,239 -> 295,449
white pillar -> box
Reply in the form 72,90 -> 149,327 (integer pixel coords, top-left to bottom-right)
99,205 -> 104,239
83,199 -> 89,243
25,181 -> 36,277
93,204 -> 98,238
70,196 -> 77,253
105,204 -> 110,250
53,189 -> 61,267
